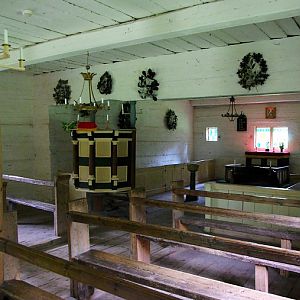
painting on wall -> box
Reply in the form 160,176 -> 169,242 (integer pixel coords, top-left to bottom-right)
265,107 -> 276,119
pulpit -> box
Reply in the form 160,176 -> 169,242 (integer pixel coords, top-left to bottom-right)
71,129 -> 136,192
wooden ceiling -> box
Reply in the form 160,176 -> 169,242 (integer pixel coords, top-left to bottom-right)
0,0 -> 300,75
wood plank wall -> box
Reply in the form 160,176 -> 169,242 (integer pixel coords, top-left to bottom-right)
0,35 -> 298,200
48,100 -> 193,177
194,102 -> 300,179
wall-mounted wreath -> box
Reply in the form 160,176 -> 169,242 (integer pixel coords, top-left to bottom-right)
237,52 -> 269,90
53,79 -> 71,104
165,109 -> 178,130
138,68 -> 159,101
97,71 -> 112,95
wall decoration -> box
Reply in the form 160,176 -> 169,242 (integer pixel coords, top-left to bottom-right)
165,109 -> 178,130
97,71 -> 112,95
53,79 -> 71,104
265,106 -> 276,119
237,112 -> 247,131
237,52 -> 269,90
138,68 -> 159,101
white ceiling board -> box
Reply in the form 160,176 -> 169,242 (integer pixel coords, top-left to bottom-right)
152,40 -> 185,53
168,38 -> 200,51
0,1 -> 300,74
181,34 -> 215,49
118,43 -> 173,57
150,0 -> 220,10
96,0 -> 157,18
237,24 -> 270,42
209,30 -> 240,45
197,32 -> 227,47
0,16 -> 64,44
92,49 -> 141,62
0,1 -> 103,36
3,0 -> 300,68
256,21 -> 287,39
276,18 -> 300,36
224,27 -> 254,43
64,0 -> 133,23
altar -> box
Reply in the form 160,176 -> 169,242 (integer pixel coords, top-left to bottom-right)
225,151 -> 290,187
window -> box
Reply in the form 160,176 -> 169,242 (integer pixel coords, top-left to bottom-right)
255,127 -> 288,150
206,127 -> 218,142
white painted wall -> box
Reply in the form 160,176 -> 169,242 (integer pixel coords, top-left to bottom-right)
0,71 -> 34,176
4,35 -> 298,187
193,101 -> 300,179
0,71 -> 52,201
135,100 -> 193,168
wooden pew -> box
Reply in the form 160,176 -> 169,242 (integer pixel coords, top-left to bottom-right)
0,237 -> 290,300
0,279 -> 63,300
173,181 -> 300,277
3,173 -> 70,237
127,185 -> 300,294
68,209 -> 290,299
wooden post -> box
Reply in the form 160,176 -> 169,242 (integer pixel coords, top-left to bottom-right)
54,174 -> 71,237
280,239 -> 292,277
68,197 -> 93,299
172,180 -> 187,231
129,188 -> 150,263
2,182 -> 7,213
0,211 -> 19,284
255,265 -> 268,293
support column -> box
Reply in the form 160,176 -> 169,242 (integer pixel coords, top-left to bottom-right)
172,180 -> 187,231
255,265 -> 268,293
54,174 -> 71,237
280,239 -> 292,277
68,197 -> 94,299
129,188 -> 150,263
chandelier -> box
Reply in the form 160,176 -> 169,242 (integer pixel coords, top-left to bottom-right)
0,29 -> 25,71
221,96 -> 240,121
74,52 -> 110,130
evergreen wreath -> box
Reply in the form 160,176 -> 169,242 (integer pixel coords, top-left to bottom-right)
138,68 -> 159,101
165,109 -> 178,130
53,79 -> 71,104
97,71 -> 112,95
237,52 -> 269,90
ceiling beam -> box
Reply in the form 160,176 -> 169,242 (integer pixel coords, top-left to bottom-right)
2,0 -> 300,68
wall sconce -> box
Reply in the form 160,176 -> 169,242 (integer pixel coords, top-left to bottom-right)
0,29 -> 25,71
221,96 -> 240,121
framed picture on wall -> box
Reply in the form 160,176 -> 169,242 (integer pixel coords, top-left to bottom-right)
265,107 -> 276,119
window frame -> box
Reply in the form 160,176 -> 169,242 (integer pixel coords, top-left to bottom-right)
206,127 -> 218,142
254,126 -> 288,151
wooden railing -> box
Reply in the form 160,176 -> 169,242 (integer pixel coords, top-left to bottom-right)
3,173 -> 70,237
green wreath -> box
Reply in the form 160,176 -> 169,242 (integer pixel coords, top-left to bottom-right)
165,109 -> 178,130
237,52 -> 269,90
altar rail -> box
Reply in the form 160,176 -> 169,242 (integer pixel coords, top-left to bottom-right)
2,173 -> 70,237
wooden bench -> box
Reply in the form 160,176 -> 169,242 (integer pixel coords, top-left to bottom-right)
3,174 -> 70,237
0,237 -> 290,300
65,196 -> 292,300
0,279 -> 63,300
125,185 -> 300,294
